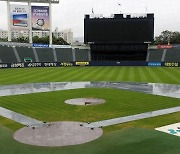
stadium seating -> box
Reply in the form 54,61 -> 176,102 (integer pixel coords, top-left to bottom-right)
74,48 -> 89,61
148,49 -> 164,61
56,48 -> 73,62
164,48 -> 180,62
36,48 -> 55,62
1,43 -> 180,63
16,46 -> 36,62
0,45 -> 18,63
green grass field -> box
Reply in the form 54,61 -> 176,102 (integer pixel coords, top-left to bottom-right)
0,67 -> 180,154
0,67 -> 180,84
1,126 -> 180,154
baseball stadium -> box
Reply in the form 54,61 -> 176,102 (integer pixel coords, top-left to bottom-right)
0,0 -> 180,154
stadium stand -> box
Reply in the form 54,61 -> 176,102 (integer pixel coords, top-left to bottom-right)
0,45 -> 18,63
52,48 -> 58,62
164,48 -> 180,62
74,48 -> 89,61
32,48 -> 39,62
56,48 -> 73,62
1,41 -> 180,64
16,46 -> 36,62
36,48 -> 54,62
148,49 -> 164,62
12,47 -> 21,62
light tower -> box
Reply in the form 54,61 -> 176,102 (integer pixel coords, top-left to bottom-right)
1,0 -> 59,44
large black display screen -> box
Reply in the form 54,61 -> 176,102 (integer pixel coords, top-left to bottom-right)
84,14 -> 154,44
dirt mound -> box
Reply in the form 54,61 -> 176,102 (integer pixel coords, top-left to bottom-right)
65,98 -> 105,105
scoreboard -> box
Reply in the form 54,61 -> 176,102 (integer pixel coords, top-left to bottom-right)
84,14 -> 154,44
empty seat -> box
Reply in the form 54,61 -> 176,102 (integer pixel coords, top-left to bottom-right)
56,48 -> 73,62
148,49 -> 164,61
75,49 -> 89,61
0,45 -> 17,63
16,46 -> 36,62
165,48 -> 180,62
36,48 -> 54,62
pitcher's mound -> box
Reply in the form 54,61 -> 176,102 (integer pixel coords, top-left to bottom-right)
65,98 -> 105,105
14,122 -> 103,147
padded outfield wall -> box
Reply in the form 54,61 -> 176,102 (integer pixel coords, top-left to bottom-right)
0,61 -> 179,69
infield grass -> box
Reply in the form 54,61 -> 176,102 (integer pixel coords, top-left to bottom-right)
0,88 -> 179,126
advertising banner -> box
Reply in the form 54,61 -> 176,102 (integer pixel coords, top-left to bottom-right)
32,6 -> 50,31
33,43 -> 49,48
75,62 -> 90,66
148,62 -> 162,67
49,45 -> 72,48
157,45 -> 173,49
1,62 -> 180,69
148,45 -> 158,49
163,62 -> 179,67
10,5 -> 29,30
173,44 -> 180,48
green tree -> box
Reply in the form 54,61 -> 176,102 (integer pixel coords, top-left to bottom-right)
154,30 -> 180,45
32,36 -> 49,44
12,36 -> 29,43
52,34 -> 69,45
32,35 -> 69,45
0,37 -> 8,42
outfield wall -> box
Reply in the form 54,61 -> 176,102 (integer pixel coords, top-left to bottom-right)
0,61 -> 179,69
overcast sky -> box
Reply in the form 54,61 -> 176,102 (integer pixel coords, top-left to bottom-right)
0,0 -> 180,38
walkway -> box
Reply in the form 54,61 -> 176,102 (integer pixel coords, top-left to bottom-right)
1,82 -> 180,98
83,106 -> 180,128
0,107 -> 43,126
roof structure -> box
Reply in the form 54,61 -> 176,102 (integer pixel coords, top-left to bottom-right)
0,0 -> 59,4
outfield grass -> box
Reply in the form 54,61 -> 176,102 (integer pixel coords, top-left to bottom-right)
0,67 -> 180,85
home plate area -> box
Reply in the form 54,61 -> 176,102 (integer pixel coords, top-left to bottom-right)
13,122 -> 103,147
155,122 -> 180,137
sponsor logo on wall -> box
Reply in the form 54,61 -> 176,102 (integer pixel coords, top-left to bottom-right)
164,62 -> 179,67
32,43 -> 49,48
75,62 -> 90,66
148,62 -> 162,66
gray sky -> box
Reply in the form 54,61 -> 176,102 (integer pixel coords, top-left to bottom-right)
0,0 -> 180,38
